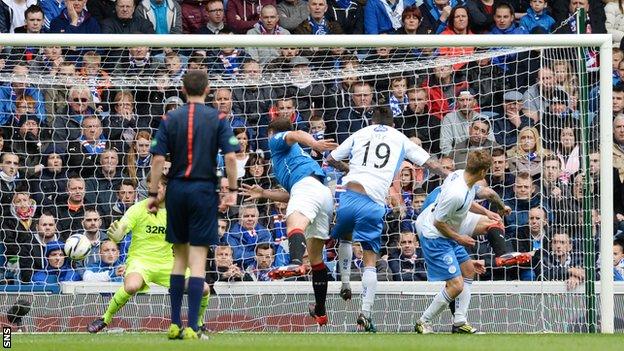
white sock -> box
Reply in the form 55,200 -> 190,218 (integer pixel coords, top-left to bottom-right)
453,278 -> 473,326
361,267 -> 377,316
421,288 -> 453,323
338,240 -> 352,287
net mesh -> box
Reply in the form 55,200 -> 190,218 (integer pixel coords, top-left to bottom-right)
0,36 -> 612,332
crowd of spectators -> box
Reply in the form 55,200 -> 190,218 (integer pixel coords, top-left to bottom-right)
0,0 -> 622,289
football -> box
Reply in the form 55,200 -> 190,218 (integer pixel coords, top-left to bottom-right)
64,234 -> 92,261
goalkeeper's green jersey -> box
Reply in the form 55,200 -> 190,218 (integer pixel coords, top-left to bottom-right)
120,198 -> 173,266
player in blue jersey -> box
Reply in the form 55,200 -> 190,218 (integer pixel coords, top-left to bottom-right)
242,117 -> 338,326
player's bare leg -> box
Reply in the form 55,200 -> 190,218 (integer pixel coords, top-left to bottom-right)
88,273 -> 146,333
168,243 -> 189,339
451,260 -> 478,334
269,211 -> 310,279
179,245 -> 209,340
416,275 -> 464,334
337,235 -> 353,301
356,249 -> 378,333
473,217 -> 531,266
306,237 -> 329,326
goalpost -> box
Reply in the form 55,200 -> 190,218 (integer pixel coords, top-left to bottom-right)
0,33 -> 615,333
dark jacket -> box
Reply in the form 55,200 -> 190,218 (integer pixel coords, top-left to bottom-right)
225,0 -> 277,33
325,0 -> 364,34
31,241 -> 82,284
398,106 -> 441,155
49,10 -> 101,33
492,113 -> 534,147
0,1 -> 10,33
87,0 -> 117,23
100,14 -> 155,34
551,0 -> 606,34
388,250 -> 428,281
292,18 -> 344,34
225,222 -> 272,268
332,107 -> 373,144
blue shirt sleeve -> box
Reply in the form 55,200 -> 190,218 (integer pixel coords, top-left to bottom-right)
150,115 -> 170,156
268,132 -> 289,153
217,116 -> 240,154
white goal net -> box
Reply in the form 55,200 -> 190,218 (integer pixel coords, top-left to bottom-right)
0,33 -> 616,333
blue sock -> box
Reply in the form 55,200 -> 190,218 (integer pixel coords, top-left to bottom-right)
169,274 -> 185,327
186,277 -> 205,332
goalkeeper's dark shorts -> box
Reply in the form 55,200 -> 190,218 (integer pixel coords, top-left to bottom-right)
165,179 -> 219,246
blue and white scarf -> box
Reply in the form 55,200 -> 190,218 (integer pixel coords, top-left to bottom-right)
382,0 -> 404,30
219,49 -> 242,76
79,135 -> 107,154
389,94 -> 408,117
308,16 -> 330,35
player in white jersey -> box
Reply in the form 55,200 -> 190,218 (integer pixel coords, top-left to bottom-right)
326,107 -> 450,332
414,150 -> 512,334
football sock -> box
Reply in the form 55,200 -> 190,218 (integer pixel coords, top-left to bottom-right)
169,274 -> 185,327
421,288 -> 453,323
288,229 -> 306,265
453,278 -> 473,326
311,262 -> 328,316
361,267 -> 377,317
197,291 -> 210,328
338,240 -> 353,287
485,224 -> 509,256
102,287 -> 132,325
186,277 -> 205,332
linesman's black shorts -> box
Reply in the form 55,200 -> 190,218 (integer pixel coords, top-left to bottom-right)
165,179 -> 219,246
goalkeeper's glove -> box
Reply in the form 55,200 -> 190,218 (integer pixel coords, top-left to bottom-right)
107,220 -> 128,243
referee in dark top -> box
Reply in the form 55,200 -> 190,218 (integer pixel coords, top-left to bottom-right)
148,70 -> 239,340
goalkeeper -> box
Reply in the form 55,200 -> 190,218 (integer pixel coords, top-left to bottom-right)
87,176 -> 210,334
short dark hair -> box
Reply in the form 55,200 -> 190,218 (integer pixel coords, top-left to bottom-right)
491,147 -> 505,157
25,4 -> 44,18
255,243 -> 272,253
268,117 -> 293,134
84,206 -> 100,215
494,2 -> 515,16
118,179 -> 137,190
372,106 -> 394,126
615,238 -> 624,252
183,70 -> 209,97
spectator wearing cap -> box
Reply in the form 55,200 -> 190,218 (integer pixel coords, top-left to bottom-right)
10,114 -> 50,178
31,240 -> 82,284
0,63 -> 45,126
451,117 -> 498,170
439,90 -> 494,156
100,0 -> 154,34
30,146 -> 67,207
293,0 -> 344,34
196,0 -> 228,34
135,0 -> 182,34
493,90 -> 534,148
49,0 -> 100,33
277,0 -> 309,32
246,5 -> 290,65
226,0 -> 277,34
365,0 -> 416,34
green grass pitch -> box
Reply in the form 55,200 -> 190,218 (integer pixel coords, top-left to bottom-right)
9,333 -> 623,351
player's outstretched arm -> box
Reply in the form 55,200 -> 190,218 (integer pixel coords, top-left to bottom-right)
476,186 -> 511,216
284,130 -> 338,152
240,183 -> 290,203
423,157 -> 451,178
326,154 -> 350,173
